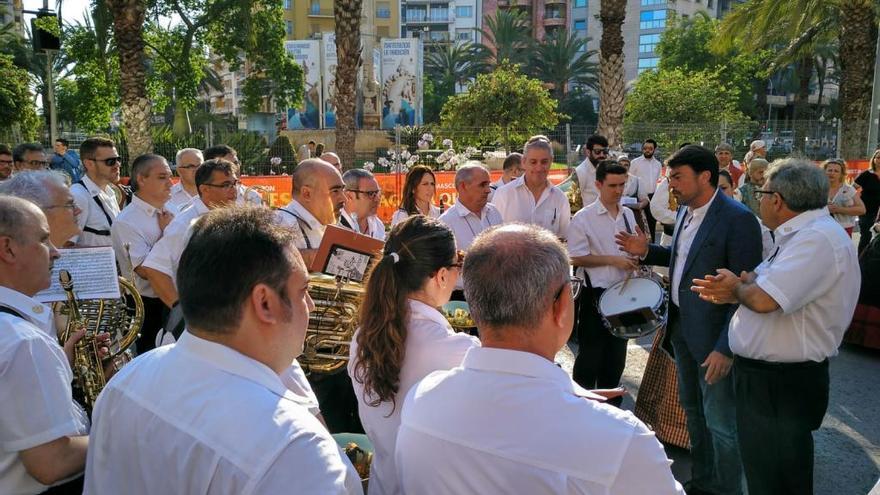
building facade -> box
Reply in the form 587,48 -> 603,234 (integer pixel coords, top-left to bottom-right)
482,0 -> 569,44
282,0 -> 400,41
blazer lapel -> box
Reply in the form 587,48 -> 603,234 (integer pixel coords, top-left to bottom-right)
680,193 -> 724,278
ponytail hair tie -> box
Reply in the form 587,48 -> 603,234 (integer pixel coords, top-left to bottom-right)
388,252 -> 400,264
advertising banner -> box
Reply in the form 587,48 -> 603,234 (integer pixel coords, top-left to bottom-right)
321,32 -> 337,129
284,40 -> 321,129
380,38 -> 422,129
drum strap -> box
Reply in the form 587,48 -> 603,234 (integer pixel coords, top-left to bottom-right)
73,181 -> 113,235
278,209 -> 313,249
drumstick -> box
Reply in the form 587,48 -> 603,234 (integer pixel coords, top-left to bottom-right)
619,270 -> 633,294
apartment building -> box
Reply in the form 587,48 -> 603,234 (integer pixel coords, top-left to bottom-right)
282,0 -> 400,41
482,0 -> 569,44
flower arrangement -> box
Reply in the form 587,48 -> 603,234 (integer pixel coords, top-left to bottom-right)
364,148 -> 420,174
417,133 -> 434,150
434,140 -> 479,171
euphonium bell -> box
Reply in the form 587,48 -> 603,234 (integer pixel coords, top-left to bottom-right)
55,269 -> 143,410
300,274 -> 364,374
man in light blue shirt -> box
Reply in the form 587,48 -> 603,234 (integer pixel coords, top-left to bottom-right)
50,138 -> 83,182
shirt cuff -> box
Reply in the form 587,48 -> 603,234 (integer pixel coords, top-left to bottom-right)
755,276 -> 789,313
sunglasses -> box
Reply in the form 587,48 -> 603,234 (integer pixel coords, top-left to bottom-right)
90,156 -> 122,167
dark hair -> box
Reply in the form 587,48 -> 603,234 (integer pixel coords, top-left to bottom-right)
203,144 -> 237,161
55,138 -> 69,147
315,143 -> 325,156
643,138 -> 657,148
308,140 -> 316,146
195,158 -> 235,194
399,165 -> 435,215
667,145 -> 719,187
678,142 -> 692,149
0,144 -> 11,156
586,135 -> 608,151
80,136 -> 116,160
596,160 -> 628,182
502,152 -> 522,172
718,169 -> 733,186
129,153 -> 167,192
177,206 -> 298,334
353,215 -> 456,411
12,143 -> 43,162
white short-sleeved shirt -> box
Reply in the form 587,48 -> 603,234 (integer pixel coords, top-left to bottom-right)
629,155 -> 663,195
84,332 -> 361,495
574,158 -> 600,207
438,201 -> 503,252
142,198 -> 210,284
0,287 -> 90,495
168,182 -> 195,212
111,195 -> 176,298
487,178 -> 510,203
390,204 -> 441,227
347,299 -> 479,495
729,208 -> 860,363
277,200 -> 326,250
568,200 -> 638,288
338,209 -> 386,241
396,347 -> 683,495
71,175 -> 121,247
492,176 -> 571,239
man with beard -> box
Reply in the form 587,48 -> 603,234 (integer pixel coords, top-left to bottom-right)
277,159 -> 346,267
71,137 -> 122,247
630,139 -> 662,241
573,135 -> 609,208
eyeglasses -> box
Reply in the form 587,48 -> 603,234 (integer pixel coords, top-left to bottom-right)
348,189 -> 382,199
202,179 -> 240,190
177,163 -> 201,170
45,201 -> 78,211
554,276 -> 583,301
90,156 -> 121,167
753,189 -> 784,202
448,250 -> 465,269
0,159 -> 13,165
26,160 -> 50,168
591,148 -> 609,156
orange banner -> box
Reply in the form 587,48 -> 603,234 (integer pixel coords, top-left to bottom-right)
240,170 -> 572,223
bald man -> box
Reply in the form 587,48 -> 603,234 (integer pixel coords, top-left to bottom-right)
319,152 -> 342,172
276,159 -> 346,267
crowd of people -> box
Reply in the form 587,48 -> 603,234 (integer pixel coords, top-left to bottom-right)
0,132 -> 873,495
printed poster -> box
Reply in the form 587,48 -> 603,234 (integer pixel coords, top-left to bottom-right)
284,40 -> 321,129
322,32 -> 337,129
380,38 -> 423,129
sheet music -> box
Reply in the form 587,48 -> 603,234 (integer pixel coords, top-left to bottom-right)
35,247 -> 121,303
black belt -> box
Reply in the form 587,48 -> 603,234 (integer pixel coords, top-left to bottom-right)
735,355 -> 828,370
662,223 -> 675,236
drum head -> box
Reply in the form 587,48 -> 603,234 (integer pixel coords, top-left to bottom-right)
599,277 -> 664,316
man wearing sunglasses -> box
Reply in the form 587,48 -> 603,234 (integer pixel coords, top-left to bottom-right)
340,168 -> 385,241
70,137 -> 121,247
573,134 -> 609,209
12,143 -> 49,174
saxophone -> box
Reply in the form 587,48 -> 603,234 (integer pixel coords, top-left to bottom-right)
56,270 -> 144,410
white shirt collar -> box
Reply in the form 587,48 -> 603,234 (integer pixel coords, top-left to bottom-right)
286,200 -> 323,231
511,175 -> 554,191
461,347 -> 606,401
171,182 -> 195,198
175,332 -> 314,407
0,285 -> 53,329
190,197 -> 210,215
593,199 -> 622,218
687,188 -> 719,219
450,200 -> 485,219
82,174 -> 114,198
408,298 -> 450,328
339,208 -> 359,231
773,207 -> 830,239
130,194 -> 163,217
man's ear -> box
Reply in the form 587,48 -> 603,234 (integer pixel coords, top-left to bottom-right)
0,236 -> 17,263
249,284 -> 278,325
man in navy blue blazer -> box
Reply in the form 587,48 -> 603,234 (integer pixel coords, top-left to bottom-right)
617,145 -> 763,495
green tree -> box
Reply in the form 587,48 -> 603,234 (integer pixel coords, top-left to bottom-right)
476,10 -> 532,69
0,53 -> 40,140
558,86 -> 598,126
426,42 -> 485,91
422,77 -> 448,124
439,63 -> 561,150
529,31 -> 598,100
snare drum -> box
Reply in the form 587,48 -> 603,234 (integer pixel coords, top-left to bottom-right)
598,277 -> 667,339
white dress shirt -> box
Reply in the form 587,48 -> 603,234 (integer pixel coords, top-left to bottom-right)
0,287 -> 90,495
630,155 -> 663,194
492,176 -> 571,239
396,347 -> 683,495
624,173 -> 649,202
84,332 -> 361,495
670,190 -> 719,306
347,299 -> 479,495
487,178 -> 512,203
574,158 -> 600,207
236,184 -> 263,206
277,200 -> 326,250
71,175 -> 121,247
168,182 -> 196,212
729,208 -> 860,362
111,195 -> 174,298
438,201 -> 503,251
339,209 -> 386,241
142,198 -> 210,285
568,200 -> 638,288
390,204 -> 441,227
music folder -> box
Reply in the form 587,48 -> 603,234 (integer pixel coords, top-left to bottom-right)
310,224 -> 385,283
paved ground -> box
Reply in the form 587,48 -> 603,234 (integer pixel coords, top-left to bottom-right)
557,336 -> 880,494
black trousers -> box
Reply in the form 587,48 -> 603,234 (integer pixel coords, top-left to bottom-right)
572,287 -> 627,407
645,193 -> 658,241
136,296 -> 166,354
309,371 -> 364,434
734,356 -> 830,495
858,213 -> 876,255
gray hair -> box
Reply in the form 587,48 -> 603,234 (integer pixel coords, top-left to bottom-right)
0,170 -> 70,209
12,142 -> 44,162
748,158 -> 769,171
463,224 -> 569,332
175,148 -> 203,165
765,158 -> 828,213
342,168 -> 374,190
0,195 -> 42,239
454,162 -> 488,189
715,143 -> 734,153
522,135 -> 553,159
130,153 -> 168,192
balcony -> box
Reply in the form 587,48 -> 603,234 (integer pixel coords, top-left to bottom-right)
542,16 -> 566,26
307,7 -> 333,17
421,31 -> 452,43
405,13 -> 453,23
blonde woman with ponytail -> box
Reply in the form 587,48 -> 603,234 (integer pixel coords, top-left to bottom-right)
348,215 -> 479,495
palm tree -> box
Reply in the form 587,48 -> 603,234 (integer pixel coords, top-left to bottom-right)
716,0 -> 878,158
425,42 -> 485,91
476,9 -> 532,69
596,0 -> 626,148
529,31 -> 598,101
333,0 -> 362,169
106,0 -> 153,157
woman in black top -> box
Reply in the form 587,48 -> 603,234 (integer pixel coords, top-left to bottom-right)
855,149 -> 880,254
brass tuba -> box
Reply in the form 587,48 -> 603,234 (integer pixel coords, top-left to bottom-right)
300,274 -> 364,374
55,270 -> 144,410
